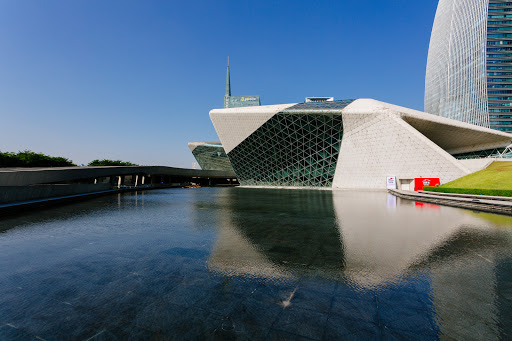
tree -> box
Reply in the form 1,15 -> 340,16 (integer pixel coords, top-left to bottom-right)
0,150 -> 75,167
87,159 -> 138,166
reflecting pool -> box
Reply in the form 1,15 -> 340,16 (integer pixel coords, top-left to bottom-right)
0,188 -> 511,340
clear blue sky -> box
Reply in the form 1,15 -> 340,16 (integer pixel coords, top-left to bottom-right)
0,0 -> 438,167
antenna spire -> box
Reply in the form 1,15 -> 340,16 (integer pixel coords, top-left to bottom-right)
225,57 -> 231,98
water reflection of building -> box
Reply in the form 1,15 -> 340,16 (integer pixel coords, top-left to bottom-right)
208,189 -> 343,280
207,189 -> 512,339
209,190 -> 482,285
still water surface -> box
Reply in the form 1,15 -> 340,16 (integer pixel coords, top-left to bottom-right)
0,188 -> 512,340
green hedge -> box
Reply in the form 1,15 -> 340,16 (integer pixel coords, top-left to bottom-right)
423,186 -> 512,197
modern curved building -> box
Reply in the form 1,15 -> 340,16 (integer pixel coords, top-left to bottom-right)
210,98 -> 512,189
425,0 -> 512,132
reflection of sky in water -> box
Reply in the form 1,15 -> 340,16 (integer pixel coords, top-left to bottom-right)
0,188 -> 511,340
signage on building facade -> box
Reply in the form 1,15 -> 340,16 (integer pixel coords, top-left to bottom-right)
227,96 -> 261,108
386,176 -> 397,189
414,178 -> 440,191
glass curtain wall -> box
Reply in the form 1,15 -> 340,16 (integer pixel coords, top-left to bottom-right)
425,0 -> 489,127
227,114 -> 344,187
488,0 -> 512,131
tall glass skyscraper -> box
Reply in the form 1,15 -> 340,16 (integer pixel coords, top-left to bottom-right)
425,0 -> 512,132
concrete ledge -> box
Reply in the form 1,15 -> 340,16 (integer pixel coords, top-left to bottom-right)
418,190 -> 512,202
389,189 -> 512,216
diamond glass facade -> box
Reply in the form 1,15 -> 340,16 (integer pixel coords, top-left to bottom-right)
192,144 -> 234,171
227,113 -> 344,187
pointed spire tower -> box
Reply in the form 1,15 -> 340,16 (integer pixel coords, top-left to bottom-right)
224,57 -> 231,108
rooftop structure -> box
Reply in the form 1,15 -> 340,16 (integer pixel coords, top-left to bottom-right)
210,98 -> 512,189
425,0 -> 512,132
305,97 -> 334,103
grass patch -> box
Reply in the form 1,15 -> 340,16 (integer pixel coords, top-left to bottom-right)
439,161 -> 512,190
423,186 -> 512,197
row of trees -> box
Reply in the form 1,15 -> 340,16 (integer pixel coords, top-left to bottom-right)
88,159 -> 138,166
0,151 -> 137,168
0,150 -> 75,167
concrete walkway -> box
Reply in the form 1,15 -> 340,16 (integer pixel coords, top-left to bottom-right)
389,189 -> 512,216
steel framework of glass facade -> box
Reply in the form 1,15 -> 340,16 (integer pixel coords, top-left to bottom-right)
425,0 -> 512,132
227,113 -> 344,187
453,146 -> 512,159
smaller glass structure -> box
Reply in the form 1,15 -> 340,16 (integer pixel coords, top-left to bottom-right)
189,142 -> 234,171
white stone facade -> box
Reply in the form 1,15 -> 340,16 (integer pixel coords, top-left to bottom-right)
209,99 -> 512,189
210,104 -> 295,153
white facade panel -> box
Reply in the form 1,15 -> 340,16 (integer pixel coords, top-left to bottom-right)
209,103 -> 296,153
332,113 -> 469,189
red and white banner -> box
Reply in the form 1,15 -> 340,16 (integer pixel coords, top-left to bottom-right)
414,178 -> 440,191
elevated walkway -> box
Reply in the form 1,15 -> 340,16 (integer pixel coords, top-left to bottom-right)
0,166 -> 236,186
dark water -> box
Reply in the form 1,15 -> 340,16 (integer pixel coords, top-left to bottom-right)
0,188 -> 512,340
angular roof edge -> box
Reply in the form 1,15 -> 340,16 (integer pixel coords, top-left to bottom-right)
187,141 -> 221,152
344,99 -> 512,139
209,103 -> 297,117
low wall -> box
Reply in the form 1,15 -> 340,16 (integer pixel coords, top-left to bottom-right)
0,183 -> 111,204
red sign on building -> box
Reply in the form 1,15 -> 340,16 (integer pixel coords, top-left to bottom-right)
414,178 -> 440,191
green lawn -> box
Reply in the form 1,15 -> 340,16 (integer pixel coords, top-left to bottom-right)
442,161 -> 512,190
422,161 -> 512,196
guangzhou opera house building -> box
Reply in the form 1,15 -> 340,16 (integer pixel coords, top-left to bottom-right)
210,98 -> 512,190
425,0 -> 512,131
